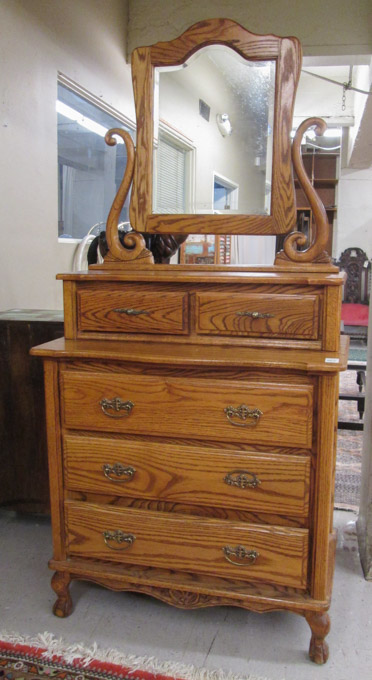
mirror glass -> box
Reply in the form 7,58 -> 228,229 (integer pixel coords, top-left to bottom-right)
153,46 -> 275,216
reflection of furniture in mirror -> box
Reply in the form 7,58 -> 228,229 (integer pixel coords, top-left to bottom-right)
31,18 -> 347,666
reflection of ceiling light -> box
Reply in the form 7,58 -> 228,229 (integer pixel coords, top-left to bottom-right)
56,101 -> 123,142
216,113 -> 233,137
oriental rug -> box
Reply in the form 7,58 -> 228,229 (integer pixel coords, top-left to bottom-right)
0,633 -> 274,680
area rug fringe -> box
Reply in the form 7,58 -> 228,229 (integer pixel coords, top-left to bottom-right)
0,631 -> 278,680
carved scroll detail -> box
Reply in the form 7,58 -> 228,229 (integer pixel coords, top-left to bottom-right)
275,117 -> 334,266
69,575 -> 288,612
103,128 -> 153,265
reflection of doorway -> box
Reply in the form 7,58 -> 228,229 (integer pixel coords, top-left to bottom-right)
213,173 -> 238,211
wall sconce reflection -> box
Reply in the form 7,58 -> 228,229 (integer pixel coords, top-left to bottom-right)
216,113 -> 233,137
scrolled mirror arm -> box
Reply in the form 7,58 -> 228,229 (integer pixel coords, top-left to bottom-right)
104,129 -> 153,263
276,117 -> 333,265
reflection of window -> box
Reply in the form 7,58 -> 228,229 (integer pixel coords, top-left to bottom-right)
154,130 -> 193,213
57,82 -> 135,240
213,174 -> 238,211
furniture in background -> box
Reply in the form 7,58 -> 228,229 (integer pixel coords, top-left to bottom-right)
276,149 -> 339,256
179,235 -> 232,264
336,247 -> 370,342
338,360 -> 366,431
294,151 -> 339,256
0,309 -> 64,513
31,19 -> 347,665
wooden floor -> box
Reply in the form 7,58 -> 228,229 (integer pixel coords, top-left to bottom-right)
0,509 -> 371,680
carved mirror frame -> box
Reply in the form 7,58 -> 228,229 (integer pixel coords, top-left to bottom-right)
129,18 -> 302,237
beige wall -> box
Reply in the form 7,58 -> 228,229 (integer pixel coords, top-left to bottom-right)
337,167 -> 372,259
127,0 -> 372,56
0,0 -> 132,311
1,0 -> 371,310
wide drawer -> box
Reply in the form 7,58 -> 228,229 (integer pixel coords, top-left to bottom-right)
77,285 -> 188,335
61,372 -> 313,448
64,435 -> 311,517
66,501 -> 309,588
196,293 -> 319,340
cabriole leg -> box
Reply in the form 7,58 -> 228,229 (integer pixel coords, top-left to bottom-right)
51,571 -> 73,617
305,610 -> 330,664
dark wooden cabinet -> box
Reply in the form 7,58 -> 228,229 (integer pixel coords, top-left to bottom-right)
0,310 -> 64,513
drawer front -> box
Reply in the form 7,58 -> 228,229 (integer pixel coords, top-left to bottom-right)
66,502 -> 309,588
196,293 -> 319,340
64,435 -> 311,517
61,372 -> 313,448
78,286 -> 188,335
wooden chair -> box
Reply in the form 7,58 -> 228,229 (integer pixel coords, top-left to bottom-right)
336,247 -> 370,342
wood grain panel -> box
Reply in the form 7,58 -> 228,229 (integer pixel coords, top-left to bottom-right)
78,287 -> 188,335
61,372 -> 313,448
68,491 -> 308,528
196,293 -> 319,339
66,501 -> 309,588
64,435 -> 311,516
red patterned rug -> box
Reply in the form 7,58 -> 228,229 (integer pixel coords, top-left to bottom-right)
0,639 -> 170,680
0,633 -> 268,680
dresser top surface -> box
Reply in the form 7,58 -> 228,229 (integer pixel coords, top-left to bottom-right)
31,334 -> 349,372
57,266 -> 346,287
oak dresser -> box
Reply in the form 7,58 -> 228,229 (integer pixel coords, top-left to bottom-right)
31,19 -> 348,665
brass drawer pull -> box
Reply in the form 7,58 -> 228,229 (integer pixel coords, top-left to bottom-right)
113,308 -> 150,316
103,530 -> 136,551
236,311 -> 274,319
224,404 -> 263,427
223,545 -> 259,566
99,397 -> 134,418
102,463 -> 136,482
224,470 -> 261,489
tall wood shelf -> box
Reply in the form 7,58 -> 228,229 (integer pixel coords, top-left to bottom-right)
294,150 -> 339,256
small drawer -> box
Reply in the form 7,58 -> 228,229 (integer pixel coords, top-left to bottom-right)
61,372 -> 313,448
66,501 -> 309,589
196,293 -> 319,340
77,285 -> 188,335
64,435 -> 311,517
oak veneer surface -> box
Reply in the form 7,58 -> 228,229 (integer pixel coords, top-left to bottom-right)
61,371 -> 313,447
57,266 -> 346,284
78,287 -> 188,335
64,435 -> 311,516
66,501 -> 309,589
195,292 -> 319,339
31,334 -> 349,372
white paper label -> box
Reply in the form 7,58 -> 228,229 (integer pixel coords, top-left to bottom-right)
325,357 -> 340,364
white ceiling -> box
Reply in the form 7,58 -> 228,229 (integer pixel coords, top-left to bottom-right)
294,58 -> 372,167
